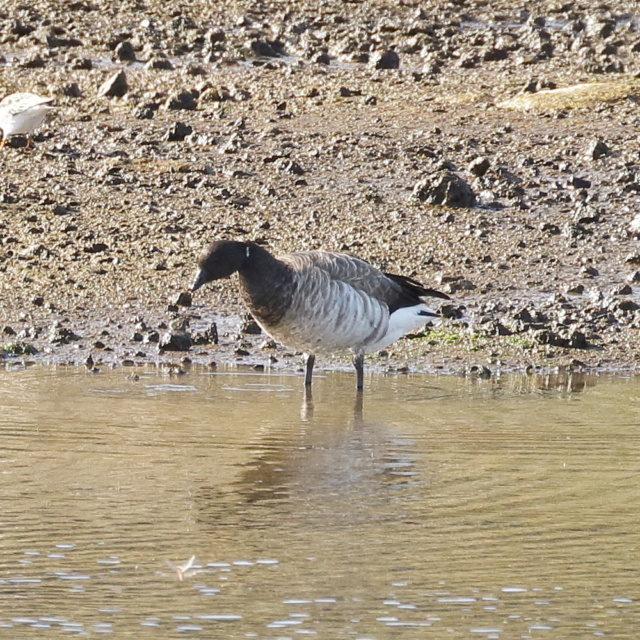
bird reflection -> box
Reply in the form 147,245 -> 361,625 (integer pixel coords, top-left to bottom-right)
300,387 -> 363,423
300,386 -> 314,421
194,389 -> 421,530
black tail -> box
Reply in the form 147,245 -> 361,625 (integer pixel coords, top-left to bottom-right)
385,272 -> 450,301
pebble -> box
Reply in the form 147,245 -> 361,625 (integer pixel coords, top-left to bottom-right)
587,139 -> 611,160
99,70 -> 128,98
165,90 -> 199,111
164,122 -> 193,141
114,41 -> 136,62
159,332 -> 193,352
412,170 -> 476,208
370,49 -> 400,69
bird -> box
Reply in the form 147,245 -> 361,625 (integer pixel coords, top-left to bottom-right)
0,92 -> 55,149
191,240 -> 450,391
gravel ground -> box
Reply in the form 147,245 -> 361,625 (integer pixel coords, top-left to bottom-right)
0,0 -> 639,378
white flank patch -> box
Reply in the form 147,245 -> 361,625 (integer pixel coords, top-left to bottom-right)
364,303 -> 439,353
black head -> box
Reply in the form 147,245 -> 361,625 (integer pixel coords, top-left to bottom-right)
191,240 -> 251,291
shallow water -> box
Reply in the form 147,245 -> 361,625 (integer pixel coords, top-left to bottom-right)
0,365 -> 638,638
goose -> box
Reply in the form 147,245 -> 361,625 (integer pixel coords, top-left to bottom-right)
191,240 -> 450,390
0,92 -> 55,149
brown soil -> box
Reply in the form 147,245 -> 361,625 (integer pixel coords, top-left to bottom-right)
1,0 -> 639,378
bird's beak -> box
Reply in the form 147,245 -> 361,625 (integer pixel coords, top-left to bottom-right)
191,269 -> 206,291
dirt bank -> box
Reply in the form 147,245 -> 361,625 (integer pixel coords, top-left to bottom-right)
1,0 -> 639,378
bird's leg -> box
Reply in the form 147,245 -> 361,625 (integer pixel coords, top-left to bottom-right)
26,136 -> 32,149
353,352 -> 365,391
0,138 -> 5,150
304,353 -> 315,387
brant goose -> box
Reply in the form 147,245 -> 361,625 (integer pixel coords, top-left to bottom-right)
191,241 -> 449,390
0,93 -> 55,149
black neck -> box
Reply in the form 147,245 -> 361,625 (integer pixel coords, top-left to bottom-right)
238,245 -> 295,326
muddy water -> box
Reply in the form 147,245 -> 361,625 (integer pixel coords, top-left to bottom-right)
0,366 -> 638,639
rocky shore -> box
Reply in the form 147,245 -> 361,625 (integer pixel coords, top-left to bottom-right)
1,0 -> 639,377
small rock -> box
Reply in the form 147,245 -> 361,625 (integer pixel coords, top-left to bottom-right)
616,299 -> 639,312
566,284 -> 585,295
413,170 -> 476,208
145,56 -> 175,70
164,122 -> 193,142
99,70 -> 128,98
201,87 -> 233,102
630,214 -> 640,236
276,158 -> 305,175
46,32 -> 82,48
339,87 -> 363,98
48,323 -> 81,345
541,222 -> 561,235
144,331 -> 160,344
71,57 -> 93,70
10,20 -> 34,37
485,320 -> 513,336
312,51 -> 331,65
20,53 -> 45,68
158,331 -> 192,352
165,90 -> 198,110
468,157 -> 491,177
205,28 -> 226,45
134,102 -> 159,119
250,39 -> 286,57
521,76 -> 556,93
467,364 -> 492,378
440,303 -> 467,320
512,307 -> 535,324
62,82 -> 82,98
175,291 -> 192,307
534,329 -> 568,348
52,204 -> 71,216
241,315 -> 262,335
567,175 -> 591,189
84,242 -> 108,254
568,330 -> 589,349
114,41 -> 136,62
204,323 -> 218,345
587,139 -> 611,160
483,47 -> 509,62
370,49 -> 400,70
444,279 -> 476,294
